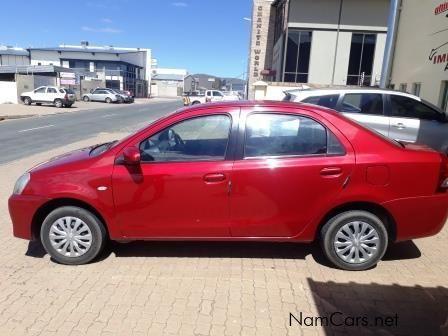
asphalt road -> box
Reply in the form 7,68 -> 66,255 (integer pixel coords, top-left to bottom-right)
0,100 -> 182,164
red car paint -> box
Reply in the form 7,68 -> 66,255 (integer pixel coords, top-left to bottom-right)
8,101 -> 448,243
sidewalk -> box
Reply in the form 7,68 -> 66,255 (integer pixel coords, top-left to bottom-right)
0,97 -> 180,120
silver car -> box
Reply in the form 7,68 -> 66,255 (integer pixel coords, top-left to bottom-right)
284,88 -> 448,153
82,88 -> 120,103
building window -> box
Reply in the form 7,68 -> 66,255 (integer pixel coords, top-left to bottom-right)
399,83 -> 408,92
283,30 -> 312,83
346,34 -> 377,86
440,81 -> 448,112
412,83 -> 421,96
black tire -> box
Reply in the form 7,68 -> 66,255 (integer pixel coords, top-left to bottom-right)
83,96 -> 90,102
36,103 -> 42,106
23,97 -> 32,105
320,210 -> 388,271
54,99 -> 63,108
192,101 -> 201,105
64,103 -> 73,108
40,206 -> 107,265
105,97 -> 112,104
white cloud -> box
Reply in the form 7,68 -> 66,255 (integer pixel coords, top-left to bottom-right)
81,26 -> 123,33
172,2 -> 187,7
243,17 -> 252,21
101,18 -> 113,23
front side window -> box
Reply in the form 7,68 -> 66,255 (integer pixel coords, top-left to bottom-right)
340,93 -> 383,115
213,91 -> 223,97
302,94 -> 339,109
347,34 -> 376,86
390,95 -> 443,121
284,30 -> 312,83
140,115 -> 231,162
244,114 -> 332,157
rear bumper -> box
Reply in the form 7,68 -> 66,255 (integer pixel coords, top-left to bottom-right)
8,194 -> 49,240
382,193 -> 448,241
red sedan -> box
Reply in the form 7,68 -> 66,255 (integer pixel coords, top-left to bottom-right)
8,101 -> 448,270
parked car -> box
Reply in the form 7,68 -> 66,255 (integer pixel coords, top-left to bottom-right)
82,88 -> 121,103
20,86 -> 75,108
183,90 -> 240,106
112,89 -> 134,103
283,88 -> 448,153
9,101 -> 448,270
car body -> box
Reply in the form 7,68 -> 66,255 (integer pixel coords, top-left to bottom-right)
9,101 -> 448,270
183,90 -> 240,106
20,86 -> 75,108
283,88 -> 448,153
82,88 -> 120,103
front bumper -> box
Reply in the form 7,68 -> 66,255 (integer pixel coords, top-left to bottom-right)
8,194 -> 49,240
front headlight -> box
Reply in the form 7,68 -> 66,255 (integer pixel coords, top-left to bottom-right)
13,172 -> 30,195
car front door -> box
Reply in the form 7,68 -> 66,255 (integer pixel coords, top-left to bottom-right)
338,93 -> 390,137
33,86 -> 47,102
112,108 -> 239,238
46,87 -> 58,103
229,109 -> 355,238
386,94 -> 446,147
91,89 -> 102,101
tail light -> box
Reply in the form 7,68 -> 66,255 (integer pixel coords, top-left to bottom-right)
438,154 -> 448,191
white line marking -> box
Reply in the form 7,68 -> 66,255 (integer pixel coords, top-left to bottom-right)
138,108 -> 148,112
18,125 -> 55,133
101,114 -> 117,118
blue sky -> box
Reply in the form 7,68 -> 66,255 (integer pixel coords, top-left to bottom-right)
0,0 -> 252,78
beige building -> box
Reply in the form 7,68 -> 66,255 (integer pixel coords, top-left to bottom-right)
247,0 -> 390,99
389,0 -> 448,110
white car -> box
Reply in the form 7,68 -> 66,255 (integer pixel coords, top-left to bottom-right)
183,90 -> 240,106
21,86 -> 76,108
284,88 -> 448,153
82,88 -> 121,103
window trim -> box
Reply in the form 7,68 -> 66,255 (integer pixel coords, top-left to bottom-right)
337,93 -> 386,116
240,111 -> 346,160
138,113 -> 234,164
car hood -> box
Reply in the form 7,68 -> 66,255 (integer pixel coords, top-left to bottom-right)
29,146 -> 94,173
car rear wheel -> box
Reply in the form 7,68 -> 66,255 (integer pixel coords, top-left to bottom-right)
320,210 -> 388,271
23,97 -> 32,105
192,101 -> 201,105
54,99 -> 63,108
83,96 -> 90,102
40,206 -> 107,265
105,97 -> 112,104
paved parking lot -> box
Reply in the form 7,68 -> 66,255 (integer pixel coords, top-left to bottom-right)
0,132 -> 447,336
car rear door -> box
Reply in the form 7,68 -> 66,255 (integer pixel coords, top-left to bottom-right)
386,94 -> 445,145
229,107 -> 355,238
337,93 -> 390,137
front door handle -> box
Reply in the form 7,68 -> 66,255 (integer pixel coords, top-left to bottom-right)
392,122 -> 406,129
320,167 -> 342,176
203,173 -> 226,183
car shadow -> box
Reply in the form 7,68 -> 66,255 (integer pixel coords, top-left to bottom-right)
305,279 -> 448,335
25,239 -> 422,268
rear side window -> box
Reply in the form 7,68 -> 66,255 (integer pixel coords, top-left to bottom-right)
340,93 -> 383,115
47,88 -> 57,93
302,94 -> 339,109
244,113 -> 338,157
389,95 -> 443,121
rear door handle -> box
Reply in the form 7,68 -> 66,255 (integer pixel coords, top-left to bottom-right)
203,173 -> 226,183
392,122 -> 406,129
320,167 -> 342,176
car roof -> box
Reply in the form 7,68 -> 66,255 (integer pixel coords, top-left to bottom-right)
284,87 -> 422,100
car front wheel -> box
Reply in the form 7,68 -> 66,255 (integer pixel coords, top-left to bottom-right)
320,210 -> 388,271
40,206 -> 107,265
83,96 -> 90,102
23,97 -> 32,105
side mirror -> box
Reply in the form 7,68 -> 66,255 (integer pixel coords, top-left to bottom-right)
122,147 -> 141,165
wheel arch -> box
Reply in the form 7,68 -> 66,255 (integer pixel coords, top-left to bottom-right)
315,201 -> 397,242
31,198 -> 110,241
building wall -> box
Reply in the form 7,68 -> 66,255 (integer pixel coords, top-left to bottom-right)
390,0 -> 448,108
0,55 -> 29,66
0,81 -> 18,104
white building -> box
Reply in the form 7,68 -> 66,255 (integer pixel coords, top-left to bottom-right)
28,42 -> 152,97
151,68 -> 187,97
248,0 -> 390,99
388,0 -> 448,110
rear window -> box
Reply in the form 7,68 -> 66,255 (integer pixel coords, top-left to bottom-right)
61,88 -> 74,94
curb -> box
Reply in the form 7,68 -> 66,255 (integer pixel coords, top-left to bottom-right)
0,114 -> 36,121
